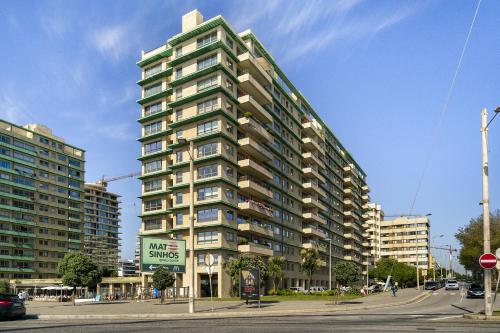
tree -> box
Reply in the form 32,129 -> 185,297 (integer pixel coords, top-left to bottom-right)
268,256 -> 285,292
300,248 -> 320,290
0,280 -> 10,293
333,261 -> 360,287
369,258 -> 420,288
151,267 -> 175,304
58,252 -> 102,305
455,210 -> 500,277
100,268 -> 118,278
224,254 -> 268,296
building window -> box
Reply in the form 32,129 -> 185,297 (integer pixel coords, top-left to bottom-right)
176,171 -> 183,183
175,192 -> 183,204
175,109 -> 183,121
197,208 -> 218,223
226,210 -> 234,221
226,231 -> 234,242
225,189 -> 234,199
197,76 -> 218,92
175,67 -> 183,79
144,141 -> 162,155
197,54 -> 217,71
176,46 -> 183,58
197,231 -> 218,244
144,199 -> 162,212
144,64 -> 162,78
144,219 -> 162,230
197,143 -> 217,158
196,31 -> 217,49
144,160 -> 162,174
144,102 -> 162,117
197,98 -> 218,114
176,130 -> 183,140
175,87 -> 183,99
176,212 -> 183,225
197,164 -> 217,179
144,179 -> 162,192
144,121 -> 162,135
197,120 -> 218,136
198,186 -> 218,201
176,151 -> 183,163
144,83 -> 162,98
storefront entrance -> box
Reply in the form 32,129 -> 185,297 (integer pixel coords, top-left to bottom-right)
200,273 -> 218,298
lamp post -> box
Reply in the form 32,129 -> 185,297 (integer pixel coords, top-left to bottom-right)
480,106 -> 499,316
431,234 -> 444,280
178,137 -> 195,314
325,238 -> 332,290
415,213 -> 432,291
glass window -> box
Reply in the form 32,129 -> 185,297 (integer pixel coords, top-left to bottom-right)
175,192 -> 183,204
144,179 -> 162,192
197,120 -> 218,136
144,141 -> 162,155
198,186 -> 218,201
197,54 -> 217,71
197,208 -> 218,223
176,212 -> 183,225
226,231 -> 234,242
197,164 -> 217,179
144,83 -> 162,97
175,87 -> 182,99
226,210 -> 234,221
196,31 -> 217,48
175,67 -> 182,79
197,98 -> 218,114
175,46 -> 182,58
144,219 -> 162,230
197,143 -> 217,158
176,171 -> 183,183
144,199 -> 162,211
144,121 -> 162,135
197,76 -> 218,92
145,160 -> 162,173
144,64 -> 162,78
144,102 -> 162,117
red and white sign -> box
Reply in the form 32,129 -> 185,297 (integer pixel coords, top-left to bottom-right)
479,253 -> 497,269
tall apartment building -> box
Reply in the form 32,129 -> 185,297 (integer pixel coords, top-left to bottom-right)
380,216 -> 430,270
83,182 -> 120,271
0,121 -> 84,279
362,203 -> 384,269
137,10 -> 370,297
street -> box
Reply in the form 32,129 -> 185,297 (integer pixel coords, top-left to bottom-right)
0,291 -> 497,332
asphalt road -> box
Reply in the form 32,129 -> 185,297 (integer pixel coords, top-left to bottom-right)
0,290 -> 497,332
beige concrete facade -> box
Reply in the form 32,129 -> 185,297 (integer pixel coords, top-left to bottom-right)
362,202 -> 384,271
0,120 -> 85,279
380,216 -> 431,270
84,183 -> 121,272
137,10 -> 370,297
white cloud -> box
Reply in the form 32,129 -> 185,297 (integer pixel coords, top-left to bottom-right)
0,95 -> 30,124
91,25 -> 130,62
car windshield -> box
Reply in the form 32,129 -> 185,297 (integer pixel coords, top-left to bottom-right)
447,280 -> 457,284
470,284 -> 482,289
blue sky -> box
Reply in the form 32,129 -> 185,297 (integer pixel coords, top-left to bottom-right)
1,0 -> 499,271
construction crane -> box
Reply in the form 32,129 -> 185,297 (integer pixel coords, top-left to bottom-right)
431,245 -> 458,279
97,172 -> 141,187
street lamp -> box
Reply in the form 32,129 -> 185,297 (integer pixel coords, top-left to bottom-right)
480,106 -> 499,316
431,234 -> 444,281
178,137 -> 195,314
415,213 -> 432,291
325,238 -> 332,290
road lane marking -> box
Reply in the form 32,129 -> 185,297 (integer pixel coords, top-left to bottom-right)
427,315 -> 462,321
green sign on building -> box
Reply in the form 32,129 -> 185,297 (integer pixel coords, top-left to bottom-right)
140,236 -> 186,273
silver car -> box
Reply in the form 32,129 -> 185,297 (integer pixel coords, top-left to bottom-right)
445,279 -> 459,290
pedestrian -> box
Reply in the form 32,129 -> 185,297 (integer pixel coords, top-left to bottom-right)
391,284 -> 398,297
18,290 -> 25,302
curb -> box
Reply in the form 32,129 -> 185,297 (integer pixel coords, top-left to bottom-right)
34,292 -> 431,321
463,314 -> 500,321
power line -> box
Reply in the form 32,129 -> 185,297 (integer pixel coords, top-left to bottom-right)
408,0 -> 482,215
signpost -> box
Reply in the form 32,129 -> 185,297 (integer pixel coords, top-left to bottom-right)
479,253 -> 497,270
140,237 -> 186,273
204,253 -> 215,312
493,249 -> 500,304
240,268 -> 260,307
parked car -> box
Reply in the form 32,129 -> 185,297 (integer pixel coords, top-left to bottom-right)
289,287 -> 305,293
466,284 -> 485,298
424,281 -> 443,291
0,294 -> 26,320
367,285 -> 383,292
445,279 -> 459,290
308,286 -> 327,293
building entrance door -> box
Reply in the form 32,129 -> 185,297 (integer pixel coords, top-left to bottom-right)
200,273 -> 218,297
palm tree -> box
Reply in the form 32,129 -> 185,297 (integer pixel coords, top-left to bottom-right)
268,256 -> 285,292
300,248 -> 320,290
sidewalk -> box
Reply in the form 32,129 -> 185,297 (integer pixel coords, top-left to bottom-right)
27,289 -> 430,320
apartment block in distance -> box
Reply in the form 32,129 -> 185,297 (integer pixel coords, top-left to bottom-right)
0,121 -> 85,279
362,202 -> 384,269
137,10 -> 370,297
380,216 -> 431,270
84,182 -> 121,272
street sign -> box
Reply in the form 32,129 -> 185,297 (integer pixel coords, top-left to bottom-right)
479,253 -> 497,270
240,268 -> 260,301
140,236 -> 186,273
204,253 -> 215,267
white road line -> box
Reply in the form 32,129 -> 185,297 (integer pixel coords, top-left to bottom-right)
428,315 -> 462,321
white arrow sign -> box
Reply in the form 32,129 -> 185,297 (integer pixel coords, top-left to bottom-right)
149,265 -> 157,270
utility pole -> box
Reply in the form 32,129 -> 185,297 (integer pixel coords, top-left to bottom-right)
188,140 -> 195,314
481,108 -> 493,316
327,238 -> 332,290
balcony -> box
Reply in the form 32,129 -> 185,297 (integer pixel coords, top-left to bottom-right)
238,243 -> 273,256
361,185 -> 369,192
343,188 -> 358,198
238,137 -> 273,161
238,223 -> 274,238
343,177 -> 356,187
302,122 -> 324,141
302,227 -> 327,239
302,137 -> 325,155
303,181 -> 326,197
302,167 -> 326,183
302,242 -> 318,250
302,152 -> 325,169
238,117 -> 273,143
238,73 -> 272,105
238,95 -> 273,124
238,200 -> 274,219
237,52 -> 272,86
343,165 -> 355,176
302,212 -> 327,225
238,159 -> 273,180
361,194 -> 370,202
302,196 -> 327,211
238,178 -> 273,200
